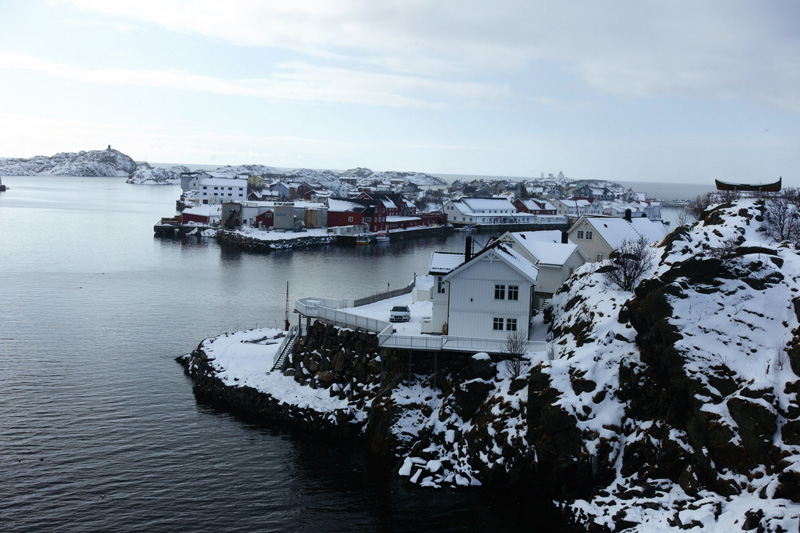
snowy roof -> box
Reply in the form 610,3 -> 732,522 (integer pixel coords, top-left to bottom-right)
512,230 -> 563,243
518,241 -> 579,266
584,216 -> 669,249
429,252 -> 465,275
327,198 -> 365,212
459,198 -> 517,213
446,243 -> 538,283
207,172 -> 236,179
507,232 -> 579,266
182,204 -> 221,216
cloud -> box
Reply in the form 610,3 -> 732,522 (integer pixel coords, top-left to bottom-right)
0,50 -> 507,107
66,0 -> 800,111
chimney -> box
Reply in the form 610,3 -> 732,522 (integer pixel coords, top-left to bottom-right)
624,208 -> 632,222
465,235 -> 472,262
561,231 -> 569,244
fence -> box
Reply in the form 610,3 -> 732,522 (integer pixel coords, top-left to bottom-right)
353,280 -> 415,307
379,334 -> 546,354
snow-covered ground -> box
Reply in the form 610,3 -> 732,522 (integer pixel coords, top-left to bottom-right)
233,227 -> 334,241
195,328 -> 353,414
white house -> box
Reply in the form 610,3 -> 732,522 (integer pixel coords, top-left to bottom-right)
498,231 -> 589,309
198,176 -> 248,205
443,197 -> 533,226
552,198 -> 603,221
426,242 -> 539,340
600,201 -> 662,221
567,214 -> 669,262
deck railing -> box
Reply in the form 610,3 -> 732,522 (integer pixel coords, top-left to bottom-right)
378,333 -> 546,354
316,307 -> 390,333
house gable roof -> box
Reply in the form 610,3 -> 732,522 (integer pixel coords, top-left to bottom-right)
570,215 -> 668,250
429,252 -> 465,275
444,242 -> 538,284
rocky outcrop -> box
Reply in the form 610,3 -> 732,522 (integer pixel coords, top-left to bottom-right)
127,162 -> 190,184
537,198 -> 800,531
0,148 -> 136,176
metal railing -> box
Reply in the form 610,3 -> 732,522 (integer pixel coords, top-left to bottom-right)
316,307 -> 390,333
378,333 -> 546,354
271,325 -> 303,371
295,297 -> 355,317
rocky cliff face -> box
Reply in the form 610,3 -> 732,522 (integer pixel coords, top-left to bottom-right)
535,198 -> 800,531
0,148 -> 137,176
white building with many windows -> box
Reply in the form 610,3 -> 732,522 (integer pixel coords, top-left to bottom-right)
425,242 -> 539,340
443,197 -> 533,226
198,176 -> 248,205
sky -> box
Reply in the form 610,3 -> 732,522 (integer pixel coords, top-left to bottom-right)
0,0 -> 799,184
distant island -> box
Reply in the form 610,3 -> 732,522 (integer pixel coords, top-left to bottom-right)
0,147 -> 449,189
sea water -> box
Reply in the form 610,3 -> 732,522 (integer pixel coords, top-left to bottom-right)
0,177 -> 556,532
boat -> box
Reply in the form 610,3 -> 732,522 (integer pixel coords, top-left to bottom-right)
355,234 -> 371,245
0,177 -> 6,192
715,177 -> 781,192
375,232 -> 389,242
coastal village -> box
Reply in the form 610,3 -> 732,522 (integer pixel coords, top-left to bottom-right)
156,168 -> 666,242
155,162 -> 798,530
3,148 -> 797,531
158,166 -> 671,355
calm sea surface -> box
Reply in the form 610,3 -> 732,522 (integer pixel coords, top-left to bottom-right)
0,177 -> 558,532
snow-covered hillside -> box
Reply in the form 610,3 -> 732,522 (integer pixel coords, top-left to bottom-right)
538,198 -> 800,530
0,148 -> 136,177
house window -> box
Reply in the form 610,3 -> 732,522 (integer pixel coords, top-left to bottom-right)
202,186 -> 207,190
577,230 -> 584,239
494,284 -> 506,299
506,318 -> 517,331
596,254 -> 604,262
586,230 -> 593,240
437,276 -> 445,294
493,317 -> 504,330
348,216 -> 354,222
508,285 -> 519,301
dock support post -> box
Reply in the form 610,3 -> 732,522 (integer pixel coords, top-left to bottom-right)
407,351 -> 413,384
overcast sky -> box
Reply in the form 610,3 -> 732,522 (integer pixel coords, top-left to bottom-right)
1,0 -> 798,184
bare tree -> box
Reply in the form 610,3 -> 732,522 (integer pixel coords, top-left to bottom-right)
675,208 -> 692,227
602,236 -> 654,291
763,197 -> 799,242
503,329 -> 528,379
689,193 -> 713,220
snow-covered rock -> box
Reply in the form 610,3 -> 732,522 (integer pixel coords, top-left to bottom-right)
127,162 -> 190,184
0,148 -> 136,176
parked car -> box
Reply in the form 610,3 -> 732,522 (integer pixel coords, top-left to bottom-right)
389,305 -> 410,322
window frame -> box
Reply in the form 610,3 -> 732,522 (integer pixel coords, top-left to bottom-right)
494,284 -> 506,300
507,285 -> 519,301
